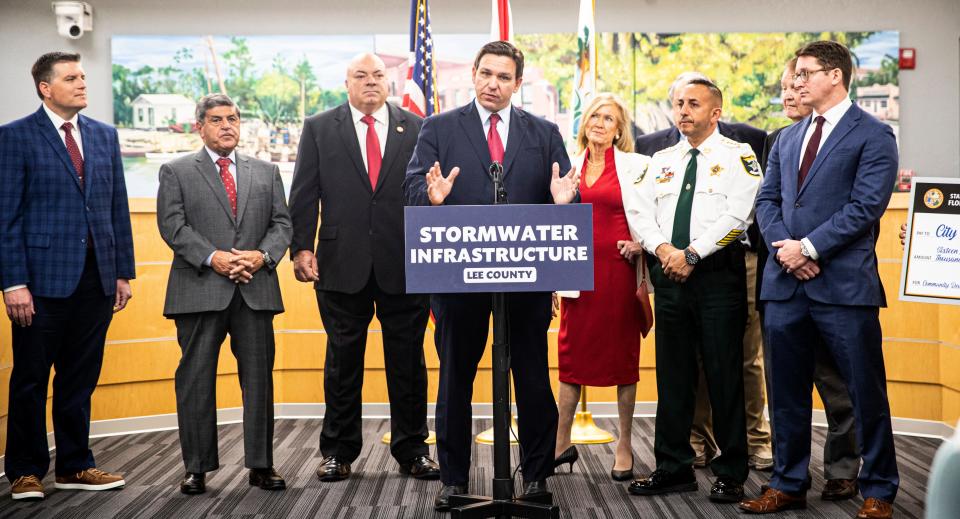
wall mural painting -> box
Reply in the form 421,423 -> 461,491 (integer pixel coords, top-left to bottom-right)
112,31 -> 899,198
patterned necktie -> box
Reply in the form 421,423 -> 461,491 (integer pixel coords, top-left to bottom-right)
61,122 -> 84,188
798,115 -> 826,190
487,113 -> 504,164
361,115 -> 382,189
216,157 -> 237,217
671,148 -> 700,250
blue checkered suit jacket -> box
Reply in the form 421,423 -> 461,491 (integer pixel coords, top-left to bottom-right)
0,106 -> 136,297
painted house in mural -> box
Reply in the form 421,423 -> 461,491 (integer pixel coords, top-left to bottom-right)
131,94 -> 196,130
856,83 -> 900,121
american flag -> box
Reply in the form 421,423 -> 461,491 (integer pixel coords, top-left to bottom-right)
402,0 -> 439,117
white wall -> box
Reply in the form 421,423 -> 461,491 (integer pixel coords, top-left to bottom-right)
1,0 -> 958,177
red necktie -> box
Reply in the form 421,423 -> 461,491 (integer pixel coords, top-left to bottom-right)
361,115 -> 382,189
216,157 -> 237,217
487,113 -> 504,164
61,122 -> 84,188
797,115 -> 826,190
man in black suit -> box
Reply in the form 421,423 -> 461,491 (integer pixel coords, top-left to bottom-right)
635,72 -> 773,471
757,57 -> 860,502
288,53 -> 438,483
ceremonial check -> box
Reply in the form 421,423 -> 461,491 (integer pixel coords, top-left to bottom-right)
900,177 -> 960,305
404,204 -> 594,293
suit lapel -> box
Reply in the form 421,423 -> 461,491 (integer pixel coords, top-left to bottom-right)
32,108 -> 83,194
375,104 -> 409,195
77,115 -> 97,200
235,153 -> 252,227
335,104 -> 372,193
501,106 -> 527,180
798,106 -> 861,198
194,149 -> 236,223
458,103 -> 492,171
786,118 -> 811,196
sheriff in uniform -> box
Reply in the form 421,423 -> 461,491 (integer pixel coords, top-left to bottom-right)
627,79 -> 761,504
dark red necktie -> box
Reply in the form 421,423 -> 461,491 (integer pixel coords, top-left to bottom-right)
216,157 -> 237,217
361,115 -> 382,189
61,122 -> 84,188
797,115 -> 826,190
487,113 -> 504,164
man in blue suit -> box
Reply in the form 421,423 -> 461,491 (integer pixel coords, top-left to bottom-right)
740,41 -> 898,519
403,41 -> 579,511
0,52 -> 135,501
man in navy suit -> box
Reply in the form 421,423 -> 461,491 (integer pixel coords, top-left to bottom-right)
403,41 -> 579,511
0,52 -> 135,501
637,72 -> 773,472
740,41 -> 898,519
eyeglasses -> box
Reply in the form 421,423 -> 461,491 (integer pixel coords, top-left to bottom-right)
792,68 -> 832,83
205,115 -> 240,127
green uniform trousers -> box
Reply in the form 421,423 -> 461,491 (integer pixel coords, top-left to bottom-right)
649,244 -> 749,483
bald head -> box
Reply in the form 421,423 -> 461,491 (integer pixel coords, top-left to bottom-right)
346,53 -> 388,114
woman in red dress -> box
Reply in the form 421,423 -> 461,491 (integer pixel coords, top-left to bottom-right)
554,94 -> 650,480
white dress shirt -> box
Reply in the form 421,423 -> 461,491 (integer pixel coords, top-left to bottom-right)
349,102 -> 388,171
203,147 -> 238,266
42,102 -> 84,158
798,96 -> 853,260
474,98 -> 510,150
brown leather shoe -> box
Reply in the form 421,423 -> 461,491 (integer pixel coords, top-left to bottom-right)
857,497 -> 893,519
738,487 -> 807,514
11,475 -> 44,501
821,478 -> 857,501
55,468 -> 125,491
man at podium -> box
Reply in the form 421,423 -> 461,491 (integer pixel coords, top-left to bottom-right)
403,40 -> 580,512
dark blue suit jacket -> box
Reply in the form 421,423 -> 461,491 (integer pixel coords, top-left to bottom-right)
755,104 -> 896,307
403,102 -> 571,206
635,121 -> 767,160
0,106 -> 135,297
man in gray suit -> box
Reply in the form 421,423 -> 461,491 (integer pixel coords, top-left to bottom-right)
157,94 -> 292,495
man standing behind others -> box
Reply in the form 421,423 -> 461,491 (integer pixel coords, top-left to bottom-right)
157,94 -> 292,495
627,79 -> 760,503
403,41 -> 579,511
757,57 -> 861,503
287,53 -> 438,483
1,52 -> 134,501
740,41 -> 898,519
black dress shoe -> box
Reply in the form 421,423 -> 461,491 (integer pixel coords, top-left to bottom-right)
628,468 -> 697,496
399,455 -> 440,480
249,468 -> 286,490
821,478 -> 857,500
434,484 -> 468,511
317,456 -> 351,482
180,472 -> 205,495
519,479 -> 552,504
709,476 -> 744,503
553,446 -> 579,473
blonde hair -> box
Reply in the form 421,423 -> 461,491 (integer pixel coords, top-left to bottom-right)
576,93 -> 635,154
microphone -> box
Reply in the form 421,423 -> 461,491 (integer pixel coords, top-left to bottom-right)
488,161 -> 507,204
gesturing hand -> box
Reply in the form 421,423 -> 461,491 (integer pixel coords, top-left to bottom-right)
425,161 -> 460,206
550,162 -> 581,205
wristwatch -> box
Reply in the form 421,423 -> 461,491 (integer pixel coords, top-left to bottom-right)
800,241 -> 811,258
684,247 -> 701,266
259,249 -> 272,268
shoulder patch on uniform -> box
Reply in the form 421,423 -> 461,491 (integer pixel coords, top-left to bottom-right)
718,135 -> 741,148
740,154 -> 761,177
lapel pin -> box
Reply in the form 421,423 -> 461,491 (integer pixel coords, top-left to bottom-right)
396,126 -> 404,133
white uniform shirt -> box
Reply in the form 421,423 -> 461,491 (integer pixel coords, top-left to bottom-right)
634,127 -> 762,259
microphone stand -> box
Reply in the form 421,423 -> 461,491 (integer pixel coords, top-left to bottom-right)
449,162 -> 559,518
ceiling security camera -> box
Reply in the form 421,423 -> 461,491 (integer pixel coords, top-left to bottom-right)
52,1 -> 93,40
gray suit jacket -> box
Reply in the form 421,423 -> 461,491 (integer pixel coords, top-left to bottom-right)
157,149 -> 292,316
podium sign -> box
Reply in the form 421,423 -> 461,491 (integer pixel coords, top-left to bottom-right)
404,204 -> 594,293
900,177 -> 960,305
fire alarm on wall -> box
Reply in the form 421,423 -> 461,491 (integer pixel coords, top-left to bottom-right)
899,48 -> 915,69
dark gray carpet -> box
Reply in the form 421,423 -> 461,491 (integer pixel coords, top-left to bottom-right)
0,418 -> 934,518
